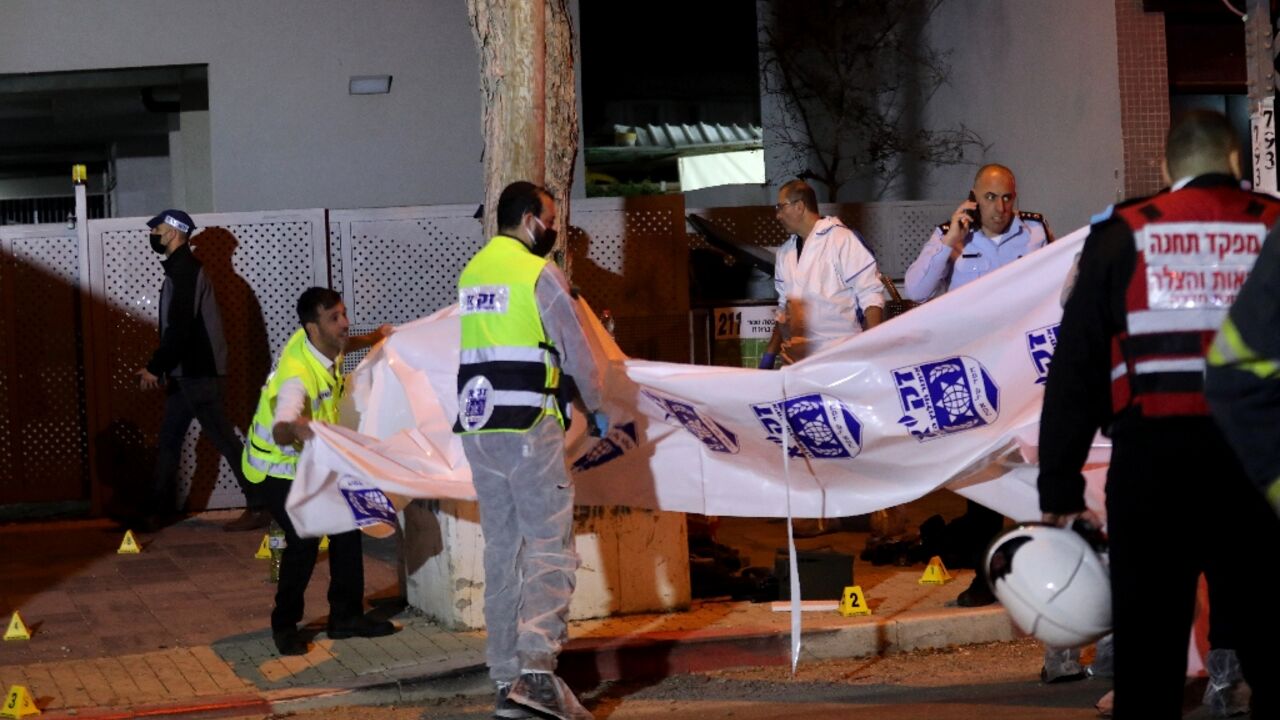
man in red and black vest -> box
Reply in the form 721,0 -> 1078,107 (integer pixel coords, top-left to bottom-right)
1038,110 -> 1280,718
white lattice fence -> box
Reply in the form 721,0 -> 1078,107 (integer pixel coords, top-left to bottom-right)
567,195 -> 690,363
329,204 -> 486,375
0,224 -> 88,505
332,198 -> 693,369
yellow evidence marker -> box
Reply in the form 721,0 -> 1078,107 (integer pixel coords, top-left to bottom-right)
1,684 -> 40,717
254,534 -> 272,560
117,530 -> 141,554
4,612 -> 31,641
838,585 -> 872,617
918,555 -> 953,585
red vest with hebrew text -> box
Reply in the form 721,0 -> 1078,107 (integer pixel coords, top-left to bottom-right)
1111,184 -> 1280,417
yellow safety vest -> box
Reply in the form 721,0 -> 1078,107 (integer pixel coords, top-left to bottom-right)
241,328 -> 343,482
453,235 -> 563,433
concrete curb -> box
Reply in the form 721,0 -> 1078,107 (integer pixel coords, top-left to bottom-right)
23,606 -> 1017,718
27,695 -> 272,720
560,605 -> 1016,683
266,662 -> 491,713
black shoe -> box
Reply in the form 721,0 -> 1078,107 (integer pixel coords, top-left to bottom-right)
1039,666 -> 1087,684
224,509 -> 271,532
956,576 -> 997,607
494,681 -> 536,719
327,615 -> 396,639
273,629 -> 308,656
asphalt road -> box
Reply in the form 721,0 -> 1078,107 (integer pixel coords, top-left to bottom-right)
216,638 -> 1231,719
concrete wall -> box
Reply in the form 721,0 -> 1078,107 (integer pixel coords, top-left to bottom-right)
401,501 -> 690,631
169,108 -> 213,213
112,155 -> 169,217
0,0 -> 485,212
918,0 -> 1125,235
758,0 -> 1126,236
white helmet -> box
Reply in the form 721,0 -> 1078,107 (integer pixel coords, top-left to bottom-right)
985,523 -> 1111,648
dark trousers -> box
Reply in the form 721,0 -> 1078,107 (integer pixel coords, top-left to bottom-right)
150,376 -> 260,514
262,475 -> 365,632
1107,419 -> 1280,719
964,499 -> 1005,569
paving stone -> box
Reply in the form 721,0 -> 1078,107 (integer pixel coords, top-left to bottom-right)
142,652 -> 196,696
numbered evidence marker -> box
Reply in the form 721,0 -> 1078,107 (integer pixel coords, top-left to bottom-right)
255,534 -> 272,559
838,585 -> 872,617
918,555 -> 953,585
4,612 -> 31,641
117,530 -> 141,554
2,685 -> 40,718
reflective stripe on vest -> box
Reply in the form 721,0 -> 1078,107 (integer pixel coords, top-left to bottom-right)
241,328 -> 343,482
1110,187 -> 1280,418
251,421 -> 299,457
454,235 -> 563,434
1209,314 -> 1280,380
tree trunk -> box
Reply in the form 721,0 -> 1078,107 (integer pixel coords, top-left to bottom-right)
467,0 -> 579,261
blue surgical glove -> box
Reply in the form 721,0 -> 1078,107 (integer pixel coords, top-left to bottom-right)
588,410 -> 610,438
758,352 -> 777,370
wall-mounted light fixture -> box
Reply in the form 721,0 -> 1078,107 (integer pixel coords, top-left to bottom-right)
349,75 -> 393,95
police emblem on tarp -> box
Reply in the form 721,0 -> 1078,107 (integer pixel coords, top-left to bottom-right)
1025,323 -> 1060,385
642,390 -> 740,454
338,476 -> 397,527
572,421 -> 638,472
893,356 -> 1000,441
751,393 -> 863,459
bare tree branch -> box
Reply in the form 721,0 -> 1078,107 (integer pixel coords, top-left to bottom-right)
760,0 -> 982,201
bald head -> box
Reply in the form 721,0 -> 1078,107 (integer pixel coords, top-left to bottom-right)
1165,110 -> 1240,182
973,164 -> 1014,187
970,164 -> 1018,235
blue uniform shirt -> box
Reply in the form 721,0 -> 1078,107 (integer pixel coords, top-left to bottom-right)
903,212 -> 1052,302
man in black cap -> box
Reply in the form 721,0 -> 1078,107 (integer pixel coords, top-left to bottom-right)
135,209 -> 267,532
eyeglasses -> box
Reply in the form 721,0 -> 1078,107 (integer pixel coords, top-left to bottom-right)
774,199 -> 800,212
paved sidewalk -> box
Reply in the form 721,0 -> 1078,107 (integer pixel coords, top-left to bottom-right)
0,509 -> 1016,718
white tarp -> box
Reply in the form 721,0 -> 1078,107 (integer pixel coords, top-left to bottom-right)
677,149 -> 766,192
288,227 -> 1110,538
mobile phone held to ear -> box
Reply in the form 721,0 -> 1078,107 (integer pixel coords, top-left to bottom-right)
964,191 -> 980,229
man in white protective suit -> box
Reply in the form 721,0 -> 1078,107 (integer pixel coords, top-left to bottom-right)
758,179 -> 885,369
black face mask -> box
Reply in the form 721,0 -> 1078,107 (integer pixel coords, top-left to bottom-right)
530,227 -> 557,258
149,233 -> 167,254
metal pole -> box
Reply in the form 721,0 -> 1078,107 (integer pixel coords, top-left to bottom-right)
1246,0 -> 1277,191
71,164 -> 102,514
1246,0 -> 1274,103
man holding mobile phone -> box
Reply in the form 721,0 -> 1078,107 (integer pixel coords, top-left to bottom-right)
900,164 -> 1054,609
903,164 -> 1052,302
900,164 -> 1073,680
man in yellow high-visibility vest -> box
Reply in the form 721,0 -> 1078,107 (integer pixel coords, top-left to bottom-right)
243,287 -> 393,656
455,182 -> 606,720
